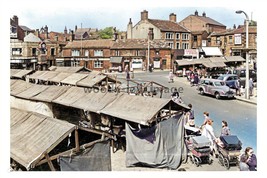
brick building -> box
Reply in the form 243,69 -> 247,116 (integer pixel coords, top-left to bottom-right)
127,10 -> 191,50
209,22 -> 257,62
62,39 -> 115,71
110,39 -> 171,71
179,10 -> 226,49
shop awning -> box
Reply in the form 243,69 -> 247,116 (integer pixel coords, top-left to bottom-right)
225,56 -> 245,62
202,47 -> 222,56
10,108 -> 76,170
110,57 -> 123,63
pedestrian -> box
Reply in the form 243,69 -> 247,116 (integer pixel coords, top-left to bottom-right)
131,69 -> 134,79
240,147 -> 257,171
202,111 -> 210,125
249,78 -> 254,96
221,120 -> 230,136
126,71 -> 130,80
186,104 -> 195,127
201,119 -> 217,156
168,70 -> 174,83
235,78 -> 241,96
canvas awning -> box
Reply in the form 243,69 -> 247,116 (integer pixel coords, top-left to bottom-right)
225,56 -> 245,62
49,66 -> 91,73
10,69 -> 21,77
100,94 -> 172,125
202,61 -> 226,68
29,71 -> 60,81
49,72 -> 71,83
175,60 -> 195,66
10,108 -> 76,170
16,85 -> 49,99
202,47 -> 222,56
52,87 -> 86,106
209,57 -> 227,63
70,92 -> 123,113
60,73 -> 88,85
11,69 -> 33,79
110,57 -> 123,63
10,80 -> 33,96
31,86 -> 70,102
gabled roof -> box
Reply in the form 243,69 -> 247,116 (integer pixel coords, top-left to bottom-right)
19,25 -> 34,31
209,25 -> 257,36
111,39 -> 171,49
24,33 -> 41,43
148,19 -> 190,32
193,15 -> 225,27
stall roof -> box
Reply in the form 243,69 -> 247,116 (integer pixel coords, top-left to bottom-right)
48,66 -> 91,73
31,86 -> 70,102
10,108 -> 76,170
193,58 -> 211,65
209,57 -> 227,63
202,47 -> 223,56
49,72 -> 70,83
225,56 -> 245,62
100,94 -> 172,125
10,69 -> 21,77
60,73 -> 89,85
11,69 -> 33,79
52,87 -> 86,106
10,80 -> 33,96
175,59 -> 195,66
28,71 -> 47,80
16,85 -> 49,100
71,92 -> 123,113
29,71 -> 60,81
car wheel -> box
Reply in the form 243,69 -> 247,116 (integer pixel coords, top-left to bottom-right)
215,92 -> 220,99
199,88 -> 204,95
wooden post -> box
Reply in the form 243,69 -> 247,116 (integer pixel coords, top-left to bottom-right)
45,152 -> 56,171
75,129 -> 80,152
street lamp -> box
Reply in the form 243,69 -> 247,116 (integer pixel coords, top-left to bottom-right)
236,10 -> 250,99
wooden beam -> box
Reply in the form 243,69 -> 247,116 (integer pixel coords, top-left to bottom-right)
44,152 -> 56,171
75,129 -> 80,152
78,126 -> 113,138
36,139 -> 105,166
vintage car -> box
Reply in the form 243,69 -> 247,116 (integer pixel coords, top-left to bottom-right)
197,78 -> 234,99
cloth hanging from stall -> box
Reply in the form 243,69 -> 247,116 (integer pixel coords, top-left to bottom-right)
125,113 -> 186,169
59,140 -> 111,171
130,124 -> 157,144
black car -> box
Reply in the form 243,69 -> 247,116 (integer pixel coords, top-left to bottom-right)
233,69 -> 257,87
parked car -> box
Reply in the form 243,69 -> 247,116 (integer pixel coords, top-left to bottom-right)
197,78 -> 235,99
217,74 -> 238,89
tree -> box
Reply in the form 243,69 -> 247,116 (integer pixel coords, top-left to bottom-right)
99,27 -> 114,39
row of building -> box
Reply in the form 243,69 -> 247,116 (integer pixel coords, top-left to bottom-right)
10,10 -> 257,71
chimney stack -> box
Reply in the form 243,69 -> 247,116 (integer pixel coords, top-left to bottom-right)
64,26 -> 67,35
195,10 -> 198,16
35,29 -> 40,37
70,30 -> 75,41
233,24 -> 236,29
13,15 -> 18,26
141,10 -> 148,21
202,12 -> 206,17
169,13 -> 177,22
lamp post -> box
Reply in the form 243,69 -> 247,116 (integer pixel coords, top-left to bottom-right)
236,10 -> 250,99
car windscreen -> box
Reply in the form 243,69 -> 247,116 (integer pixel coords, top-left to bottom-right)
214,81 -> 225,86
217,76 -> 223,80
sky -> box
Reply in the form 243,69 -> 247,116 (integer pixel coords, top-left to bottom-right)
6,0 -> 261,33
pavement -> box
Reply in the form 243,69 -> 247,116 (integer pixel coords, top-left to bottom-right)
106,69 -> 257,105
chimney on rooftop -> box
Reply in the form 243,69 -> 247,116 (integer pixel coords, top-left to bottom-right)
169,13 -> 177,22
233,24 -> 236,29
70,30 -> 75,41
141,10 -> 148,21
12,15 -> 19,26
195,10 -> 198,16
202,12 -> 206,17
64,26 -> 67,35
35,29 -> 40,37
